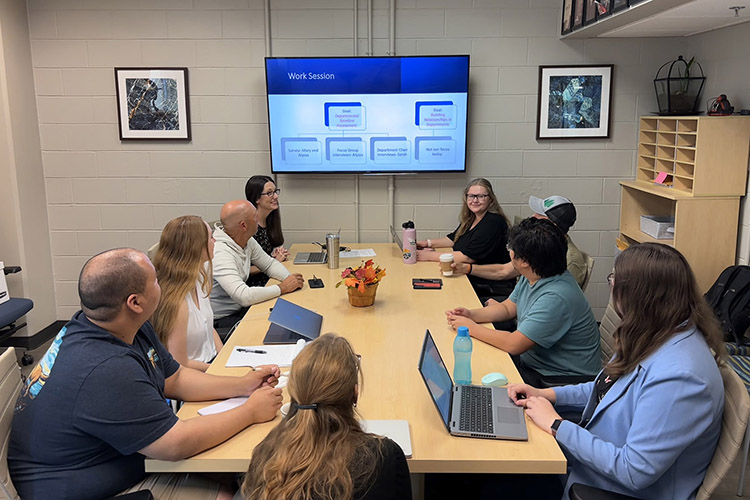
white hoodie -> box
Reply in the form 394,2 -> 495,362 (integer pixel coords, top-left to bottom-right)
210,225 -> 290,319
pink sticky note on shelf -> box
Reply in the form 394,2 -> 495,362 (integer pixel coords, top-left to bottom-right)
655,171 -> 669,184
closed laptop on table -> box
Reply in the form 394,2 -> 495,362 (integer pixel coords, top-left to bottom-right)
263,297 -> 323,344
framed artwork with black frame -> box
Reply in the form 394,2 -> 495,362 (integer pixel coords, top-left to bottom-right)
561,0 -> 573,34
572,0 -> 584,30
536,64 -> 614,140
596,0 -> 612,18
114,67 -> 191,141
584,0 -> 598,25
612,0 -> 629,13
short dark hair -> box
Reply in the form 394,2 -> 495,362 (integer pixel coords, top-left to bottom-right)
508,218 -> 567,278
78,248 -> 148,321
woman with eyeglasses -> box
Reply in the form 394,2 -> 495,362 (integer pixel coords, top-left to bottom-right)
508,243 -> 725,500
245,175 -> 288,288
240,333 -> 412,500
416,177 -> 514,301
151,215 -> 223,371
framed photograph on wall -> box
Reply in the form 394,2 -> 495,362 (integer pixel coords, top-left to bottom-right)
612,0 -> 629,13
114,67 -> 191,140
572,0 -> 584,29
561,0 -> 573,34
536,64 -> 614,140
584,0 -> 598,25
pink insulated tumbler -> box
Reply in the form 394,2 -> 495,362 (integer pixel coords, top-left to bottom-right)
402,221 -> 417,264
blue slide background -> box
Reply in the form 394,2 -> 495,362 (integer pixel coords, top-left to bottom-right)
265,56 -> 469,174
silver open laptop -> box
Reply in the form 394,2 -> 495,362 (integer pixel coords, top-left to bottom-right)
293,251 -> 327,265
389,225 -> 403,249
418,330 -> 528,441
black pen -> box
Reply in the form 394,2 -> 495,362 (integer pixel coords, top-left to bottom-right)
236,348 -> 266,354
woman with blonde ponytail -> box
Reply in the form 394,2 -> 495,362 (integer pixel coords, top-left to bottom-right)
152,215 -> 223,371
241,333 -> 411,500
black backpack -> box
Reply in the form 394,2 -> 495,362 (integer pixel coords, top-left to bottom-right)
705,265 -> 750,345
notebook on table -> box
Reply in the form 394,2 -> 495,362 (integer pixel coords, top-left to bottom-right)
293,251 -> 327,264
417,330 -> 527,441
263,298 -> 323,344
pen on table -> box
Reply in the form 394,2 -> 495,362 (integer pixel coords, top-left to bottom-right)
236,348 -> 266,354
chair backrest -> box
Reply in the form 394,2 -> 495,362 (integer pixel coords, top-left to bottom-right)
0,347 -> 22,500
696,362 -> 750,500
599,300 -> 620,365
580,252 -> 595,292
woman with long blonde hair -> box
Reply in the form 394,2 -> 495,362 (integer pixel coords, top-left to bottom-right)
416,178 -> 514,301
241,333 -> 411,500
152,215 -> 223,371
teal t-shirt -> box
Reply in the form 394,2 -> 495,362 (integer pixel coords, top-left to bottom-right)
509,271 -> 600,377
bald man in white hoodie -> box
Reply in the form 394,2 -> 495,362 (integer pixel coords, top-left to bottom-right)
210,200 -> 304,329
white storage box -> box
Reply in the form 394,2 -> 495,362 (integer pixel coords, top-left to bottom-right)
640,215 -> 675,239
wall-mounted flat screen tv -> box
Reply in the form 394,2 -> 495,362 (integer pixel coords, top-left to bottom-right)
265,55 -> 469,174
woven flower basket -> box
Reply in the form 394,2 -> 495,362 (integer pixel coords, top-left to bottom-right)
347,283 -> 379,307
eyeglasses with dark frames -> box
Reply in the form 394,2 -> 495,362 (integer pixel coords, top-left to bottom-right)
607,272 -> 615,287
261,188 -> 281,197
465,194 -> 490,201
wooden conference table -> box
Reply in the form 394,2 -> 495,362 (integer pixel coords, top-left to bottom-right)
146,243 -> 566,475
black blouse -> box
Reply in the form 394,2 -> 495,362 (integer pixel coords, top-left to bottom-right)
352,437 -> 412,500
448,212 -> 515,299
246,225 -> 272,288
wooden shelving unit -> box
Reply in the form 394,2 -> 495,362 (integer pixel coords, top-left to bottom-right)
621,116 -> 750,291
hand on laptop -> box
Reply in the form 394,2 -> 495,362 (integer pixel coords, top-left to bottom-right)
279,273 -> 304,294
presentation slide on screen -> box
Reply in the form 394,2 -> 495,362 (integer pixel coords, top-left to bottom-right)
265,57 -> 468,174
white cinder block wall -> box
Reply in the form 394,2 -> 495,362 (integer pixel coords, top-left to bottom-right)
687,22 -> 750,265
27,0 -> 711,321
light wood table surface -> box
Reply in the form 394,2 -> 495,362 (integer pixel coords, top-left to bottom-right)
146,243 -> 566,475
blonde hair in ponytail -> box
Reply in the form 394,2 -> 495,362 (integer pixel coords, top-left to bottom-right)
242,333 -> 384,500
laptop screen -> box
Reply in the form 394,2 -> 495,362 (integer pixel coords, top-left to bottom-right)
418,330 -> 454,427
389,225 -> 403,249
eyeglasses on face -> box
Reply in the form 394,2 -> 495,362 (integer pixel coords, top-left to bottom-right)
465,194 -> 489,201
607,272 -> 615,287
261,188 -> 281,197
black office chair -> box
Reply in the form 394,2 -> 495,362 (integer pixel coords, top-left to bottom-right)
0,266 -> 65,368
568,484 -> 641,500
0,266 -> 33,345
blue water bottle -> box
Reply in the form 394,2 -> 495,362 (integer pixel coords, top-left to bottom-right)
453,326 -> 472,385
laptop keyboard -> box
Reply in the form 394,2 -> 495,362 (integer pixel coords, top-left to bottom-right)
458,385 -> 494,434
307,253 -> 326,263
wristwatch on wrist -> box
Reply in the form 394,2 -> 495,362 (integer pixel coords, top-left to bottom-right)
551,418 -> 563,436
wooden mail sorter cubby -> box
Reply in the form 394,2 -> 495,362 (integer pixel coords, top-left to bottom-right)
621,116 -> 750,291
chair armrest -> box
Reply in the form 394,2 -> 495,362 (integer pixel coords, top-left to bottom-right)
104,490 -> 154,500
569,483 -> 642,500
726,342 -> 750,357
2,266 -> 21,275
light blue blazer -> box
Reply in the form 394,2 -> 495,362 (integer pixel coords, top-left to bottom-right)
553,326 -> 723,500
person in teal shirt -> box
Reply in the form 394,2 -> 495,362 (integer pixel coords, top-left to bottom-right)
446,217 -> 600,386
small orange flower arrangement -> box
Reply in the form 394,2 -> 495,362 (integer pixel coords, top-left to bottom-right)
335,259 -> 386,293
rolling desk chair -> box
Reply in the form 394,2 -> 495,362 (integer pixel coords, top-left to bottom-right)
0,267 -> 32,343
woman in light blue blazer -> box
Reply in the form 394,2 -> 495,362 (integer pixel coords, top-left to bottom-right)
509,243 -> 726,500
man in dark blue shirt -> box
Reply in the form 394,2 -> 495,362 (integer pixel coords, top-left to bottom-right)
8,248 -> 283,500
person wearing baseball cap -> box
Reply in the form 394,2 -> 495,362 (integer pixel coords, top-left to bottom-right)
528,195 -> 587,287
452,195 -> 588,291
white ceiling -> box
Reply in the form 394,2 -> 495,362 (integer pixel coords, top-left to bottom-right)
601,0 -> 750,37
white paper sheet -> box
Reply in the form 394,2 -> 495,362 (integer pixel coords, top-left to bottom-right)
339,249 -> 376,259
360,420 -> 412,457
225,339 -> 306,368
